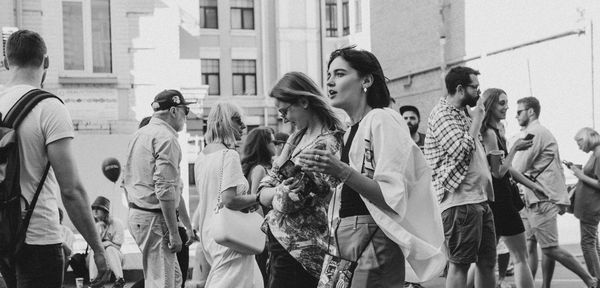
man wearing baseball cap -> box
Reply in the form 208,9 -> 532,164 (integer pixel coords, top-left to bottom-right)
122,90 -> 196,287
88,196 -> 126,288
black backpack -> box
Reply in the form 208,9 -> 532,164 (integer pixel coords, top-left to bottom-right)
0,89 -> 62,259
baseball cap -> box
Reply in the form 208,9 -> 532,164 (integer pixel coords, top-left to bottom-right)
151,89 -> 193,111
399,105 -> 421,119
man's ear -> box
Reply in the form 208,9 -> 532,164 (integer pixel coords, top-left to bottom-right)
2,57 -> 9,70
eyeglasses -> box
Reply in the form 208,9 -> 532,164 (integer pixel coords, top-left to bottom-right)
176,105 -> 190,116
516,108 -> 528,116
465,84 -> 479,90
232,115 -> 244,126
278,103 -> 293,118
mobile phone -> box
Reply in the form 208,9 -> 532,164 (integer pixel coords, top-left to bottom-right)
562,160 -> 573,169
524,134 -> 535,141
279,160 -> 301,179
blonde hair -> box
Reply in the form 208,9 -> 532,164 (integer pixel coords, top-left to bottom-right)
204,101 -> 244,148
575,127 -> 600,152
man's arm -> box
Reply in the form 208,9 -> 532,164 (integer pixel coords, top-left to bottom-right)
178,198 -> 197,245
154,138 -> 182,253
47,138 -> 109,275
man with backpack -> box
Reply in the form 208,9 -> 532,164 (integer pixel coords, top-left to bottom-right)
0,29 -> 109,288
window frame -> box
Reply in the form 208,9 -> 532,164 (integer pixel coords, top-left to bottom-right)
231,59 -> 257,96
201,59 -> 220,95
325,0 -> 338,37
342,0 -> 349,36
200,4 -> 218,29
230,7 -> 254,30
61,0 -> 113,75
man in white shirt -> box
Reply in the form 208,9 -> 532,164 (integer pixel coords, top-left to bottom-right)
0,29 -> 108,288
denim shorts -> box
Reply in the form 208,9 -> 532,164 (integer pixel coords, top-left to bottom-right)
335,215 -> 405,287
442,202 -> 497,264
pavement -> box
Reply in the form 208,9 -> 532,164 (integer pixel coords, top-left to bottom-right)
415,243 -> 593,288
59,243 -> 592,288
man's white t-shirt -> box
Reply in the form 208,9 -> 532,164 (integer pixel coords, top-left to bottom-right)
0,85 -> 74,245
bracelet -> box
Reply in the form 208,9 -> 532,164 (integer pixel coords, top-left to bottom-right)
340,167 -> 352,183
255,190 -> 262,205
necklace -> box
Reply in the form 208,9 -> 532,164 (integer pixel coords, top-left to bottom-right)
290,130 -> 334,160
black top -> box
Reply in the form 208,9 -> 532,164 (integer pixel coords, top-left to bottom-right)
488,127 -> 513,206
339,122 -> 370,218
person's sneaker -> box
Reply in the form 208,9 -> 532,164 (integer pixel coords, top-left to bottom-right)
112,278 -> 125,288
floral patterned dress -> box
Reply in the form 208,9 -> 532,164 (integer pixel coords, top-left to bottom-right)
259,131 -> 342,278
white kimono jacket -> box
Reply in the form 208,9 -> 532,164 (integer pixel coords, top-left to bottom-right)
330,108 -> 446,282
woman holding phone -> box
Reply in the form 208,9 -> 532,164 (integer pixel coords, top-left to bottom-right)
256,72 -> 344,288
570,127 -> 600,278
477,88 -> 537,288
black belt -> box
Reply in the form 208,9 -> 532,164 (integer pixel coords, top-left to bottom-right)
128,202 -> 162,213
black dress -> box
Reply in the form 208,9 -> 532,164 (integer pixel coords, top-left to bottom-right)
488,127 -> 526,237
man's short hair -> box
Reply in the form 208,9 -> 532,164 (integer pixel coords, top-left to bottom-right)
445,66 -> 480,95
5,29 -> 47,68
517,96 -> 541,117
399,105 -> 420,120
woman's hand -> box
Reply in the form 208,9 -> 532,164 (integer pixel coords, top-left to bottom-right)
297,148 -> 348,179
282,177 -> 304,202
571,166 -> 584,179
512,138 -> 533,151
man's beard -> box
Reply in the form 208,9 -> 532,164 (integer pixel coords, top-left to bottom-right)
465,94 -> 479,107
408,123 -> 419,134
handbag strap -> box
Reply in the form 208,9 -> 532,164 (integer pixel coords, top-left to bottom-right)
214,149 -> 229,213
333,221 -> 379,262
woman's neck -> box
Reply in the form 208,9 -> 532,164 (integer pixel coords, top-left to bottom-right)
593,145 -> 600,155
346,105 -> 373,126
304,118 -> 325,139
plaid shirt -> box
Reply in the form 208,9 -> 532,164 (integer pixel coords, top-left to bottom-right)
424,97 -> 476,203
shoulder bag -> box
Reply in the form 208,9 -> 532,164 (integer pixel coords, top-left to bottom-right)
211,149 -> 265,255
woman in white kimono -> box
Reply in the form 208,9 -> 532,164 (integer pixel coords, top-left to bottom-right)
194,101 -> 263,288
298,46 -> 446,287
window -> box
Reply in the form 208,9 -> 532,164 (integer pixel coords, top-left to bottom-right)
62,0 -> 112,73
231,0 -> 254,30
200,0 -> 218,29
342,0 -> 349,36
232,60 -> 256,96
355,0 -> 362,32
201,59 -> 220,95
325,0 -> 337,37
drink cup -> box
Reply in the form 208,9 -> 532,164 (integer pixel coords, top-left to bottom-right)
75,277 -> 84,288
488,150 -> 504,175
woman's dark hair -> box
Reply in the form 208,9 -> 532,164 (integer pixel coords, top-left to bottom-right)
241,127 -> 275,177
327,45 -> 392,108
269,71 -> 345,143
481,88 -> 507,135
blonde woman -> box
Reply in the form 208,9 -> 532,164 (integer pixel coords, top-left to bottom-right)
570,128 -> 600,279
194,102 -> 263,288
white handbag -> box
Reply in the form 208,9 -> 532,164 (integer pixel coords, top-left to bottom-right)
212,149 -> 266,255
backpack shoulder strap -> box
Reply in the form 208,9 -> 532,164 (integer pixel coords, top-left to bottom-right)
3,89 -> 63,129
